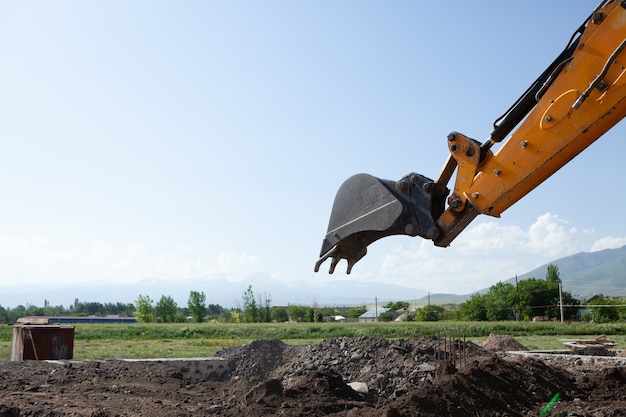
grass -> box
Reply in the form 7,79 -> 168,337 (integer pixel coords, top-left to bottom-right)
73,338 -> 241,359
1,321 -> 624,360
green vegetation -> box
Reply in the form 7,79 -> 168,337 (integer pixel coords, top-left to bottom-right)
0,300 -> 136,323
135,295 -> 154,322
384,301 -> 410,310
345,306 -> 367,318
2,321 -> 625,360
156,295 -> 179,323
2,267 -> 624,327
1,265 -> 625,362
459,264 -> 580,321
187,291 -> 207,323
586,294 -> 626,323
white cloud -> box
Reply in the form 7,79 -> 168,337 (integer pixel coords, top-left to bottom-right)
0,237 -> 220,286
458,222 -> 526,254
591,236 -> 626,252
527,213 -> 578,257
0,211 -> 620,295
368,212 -> 598,294
0,235 -> 268,288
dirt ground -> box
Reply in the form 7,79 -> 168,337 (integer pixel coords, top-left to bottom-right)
2,335 -> 626,416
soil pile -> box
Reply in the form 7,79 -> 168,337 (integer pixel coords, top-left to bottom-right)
481,333 -> 529,352
2,336 -> 626,416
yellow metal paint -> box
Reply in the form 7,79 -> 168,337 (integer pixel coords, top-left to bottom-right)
436,1 -> 626,243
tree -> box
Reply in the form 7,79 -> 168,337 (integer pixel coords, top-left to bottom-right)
546,264 -> 561,286
588,294 -> 622,323
516,278 -> 559,319
484,282 -> 515,321
7,305 -> 25,323
227,310 -> 240,323
457,265 -> 581,322
317,307 -> 336,317
345,307 -> 367,318
459,293 -> 487,321
378,311 -> 395,321
25,304 -> 45,317
270,306 -> 288,322
188,291 -> 206,323
242,285 -> 258,323
285,305 -> 321,322
207,304 -> 225,319
415,304 -> 444,321
259,292 -> 271,322
135,295 -> 154,323
173,312 -> 187,323
384,301 -> 410,310
156,295 -> 178,323
289,305 -> 310,322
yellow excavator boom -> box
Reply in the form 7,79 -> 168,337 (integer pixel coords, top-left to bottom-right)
316,0 -> 626,274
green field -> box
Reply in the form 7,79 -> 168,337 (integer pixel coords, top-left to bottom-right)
2,321 -> 625,360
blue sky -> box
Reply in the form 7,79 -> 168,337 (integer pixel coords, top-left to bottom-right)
1,1 -> 625,304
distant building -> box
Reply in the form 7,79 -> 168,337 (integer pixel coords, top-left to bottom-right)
20,315 -> 137,324
358,308 -> 398,323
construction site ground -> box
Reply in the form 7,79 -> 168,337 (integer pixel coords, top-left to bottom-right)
2,334 -> 626,417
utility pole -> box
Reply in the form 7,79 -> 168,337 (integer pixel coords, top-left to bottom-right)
515,275 -> 521,321
559,283 -> 564,323
375,296 -> 378,322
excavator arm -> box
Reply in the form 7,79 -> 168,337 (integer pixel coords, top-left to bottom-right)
316,0 -> 626,274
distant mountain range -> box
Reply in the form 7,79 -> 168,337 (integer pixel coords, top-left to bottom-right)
1,246 -> 625,309
0,273 -> 429,310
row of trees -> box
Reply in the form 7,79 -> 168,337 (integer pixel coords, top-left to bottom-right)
420,265 -> 626,323
133,286 -> 357,324
458,265 -> 577,321
0,300 -> 136,324
135,292 -> 226,323
2,266 -> 624,323
0,285 -> 359,324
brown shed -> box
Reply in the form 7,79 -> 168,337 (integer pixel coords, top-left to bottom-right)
10,321 -> 75,361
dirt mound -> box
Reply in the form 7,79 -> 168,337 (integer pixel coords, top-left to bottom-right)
482,333 -> 529,352
273,336 -> 485,402
369,355 -> 579,417
217,338 -> 292,381
2,335 -> 626,416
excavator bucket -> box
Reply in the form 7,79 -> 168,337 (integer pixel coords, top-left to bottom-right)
315,172 -> 447,274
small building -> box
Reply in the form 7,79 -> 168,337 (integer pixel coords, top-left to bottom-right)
11,319 -> 75,361
358,308 -> 398,323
